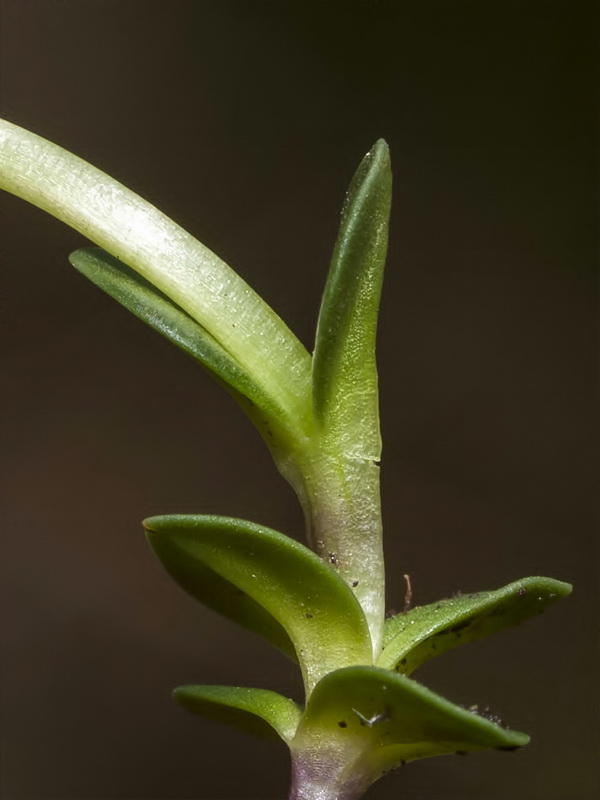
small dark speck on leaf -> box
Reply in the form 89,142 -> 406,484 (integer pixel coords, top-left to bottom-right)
305,613 -> 313,619
518,588 -> 527,597
352,580 -> 359,587
449,619 -> 471,633
338,721 -> 347,728
400,657 -> 407,666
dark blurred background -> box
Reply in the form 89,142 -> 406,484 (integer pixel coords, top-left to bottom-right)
1,1 -> 597,798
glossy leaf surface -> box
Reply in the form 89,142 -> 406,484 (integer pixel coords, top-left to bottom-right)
293,665 -> 528,781
0,119 -> 313,429
312,139 -> 391,452
173,685 -> 301,744
378,576 -> 572,673
144,515 -> 373,695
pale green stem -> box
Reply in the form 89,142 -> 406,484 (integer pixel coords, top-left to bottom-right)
287,443 -> 385,658
289,746 -> 373,800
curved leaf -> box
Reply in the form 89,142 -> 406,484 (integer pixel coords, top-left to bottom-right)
144,517 -> 296,660
70,247 -> 307,458
292,665 -> 528,783
0,119 -> 313,430
144,515 -> 373,695
378,576 -> 572,673
173,685 -> 301,744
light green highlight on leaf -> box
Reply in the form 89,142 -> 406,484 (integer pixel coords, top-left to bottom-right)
143,514 -> 296,660
295,140 -> 392,656
144,515 -> 373,695
0,118 -> 312,435
312,138 -> 391,446
173,685 -> 301,744
378,576 -> 572,673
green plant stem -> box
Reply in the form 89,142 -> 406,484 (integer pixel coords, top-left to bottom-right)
289,747 -> 371,800
289,446 -> 384,659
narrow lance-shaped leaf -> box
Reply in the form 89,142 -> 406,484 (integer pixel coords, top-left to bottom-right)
312,138 -> 391,450
378,576 -> 572,673
297,140 -> 392,655
0,118 -> 312,432
292,665 -> 529,792
70,247 -> 307,457
173,685 -> 302,744
144,515 -> 373,696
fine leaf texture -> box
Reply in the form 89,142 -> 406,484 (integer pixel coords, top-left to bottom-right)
312,138 -> 391,456
378,576 -> 572,673
292,665 -> 529,781
173,685 -> 302,744
144,515 -> 373,695
0,118 -> 313,429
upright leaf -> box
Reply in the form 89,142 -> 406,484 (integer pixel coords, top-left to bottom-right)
312,139 -> 391,452
298,141 -> 392,654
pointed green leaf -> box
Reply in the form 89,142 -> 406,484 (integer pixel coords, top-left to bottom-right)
144,515 -> 373,695
378,576 -> 572,673
70,247 -> 307,458
297,142 -> 392,657
292,665 -> 528,782
312,139 -> 391,451
144,515 -> 296,660
173,685 -> 301,744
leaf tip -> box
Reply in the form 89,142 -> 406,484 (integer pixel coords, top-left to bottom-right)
142,515 -> 162,536
171,686 -> 187,705
370,138 -> 390,160
553,579 -> 573,597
